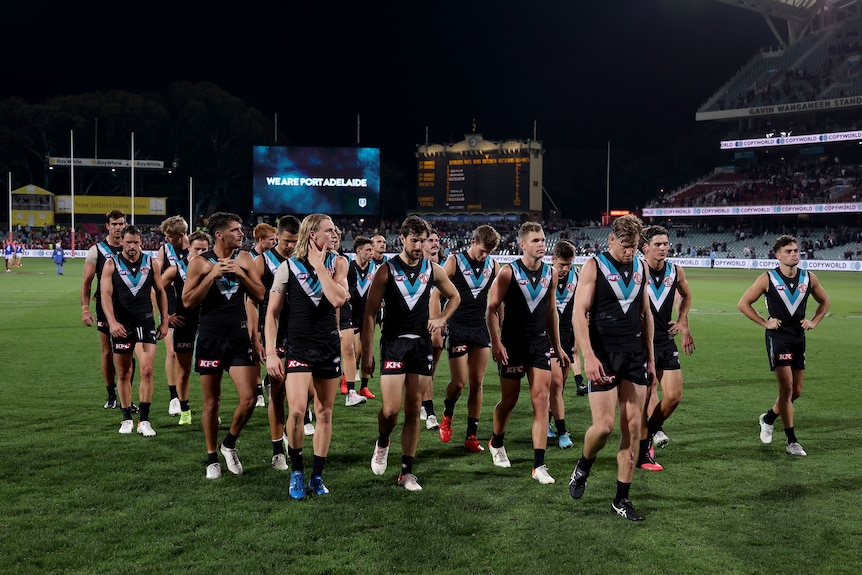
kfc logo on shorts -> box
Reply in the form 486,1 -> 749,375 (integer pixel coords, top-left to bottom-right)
176,342 -> 193,350
606,274 -> 621,282
418,273 -> 429,283
198,359 -> 221,368
452,345 -> 467,354
778,353 -> 793,361
115,343 -> 132,350
633,272 -> 642,285
384,361 -> 403,370
287,360 -> 309,368
664,277 -> 674,287
504,366 -> 525,374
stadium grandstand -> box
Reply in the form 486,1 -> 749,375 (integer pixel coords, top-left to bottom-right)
639,0 -> 862,265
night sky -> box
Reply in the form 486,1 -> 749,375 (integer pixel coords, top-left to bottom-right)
1,1 -> 776,202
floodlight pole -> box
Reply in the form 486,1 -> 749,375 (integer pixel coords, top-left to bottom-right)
71,130 -> 76,253
130,132 -> 135,224
189,177 -> 193,229
7,171 -> 11,243
606,141 -> 611,225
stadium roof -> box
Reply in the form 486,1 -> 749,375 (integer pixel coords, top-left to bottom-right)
712,0 -> 860,46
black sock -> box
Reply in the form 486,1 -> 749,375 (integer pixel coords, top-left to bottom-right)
615,481 -> 631,503
312,454 -> 327,477
272,440 -> 285,456
121,407 -> 132,421
574,374 -> 584,385
207,452 -> 219,465
377,434 -> 390,449
288,446 -> 303,471
554,418 -> 568,435
638,438 -> 650,462
347,379 -> 356,392
533,449 -> 546,469
578,454 -> 596,475
422,400 -> 435,417
443,398 -> 456,417
785,427 -> 798,444
466,417 -> 479,437
490,432 -> 505,448
256,384 -> 264,396
138,402 -> 151,422
763,409 -> 779,425
107,384 -> 117,399
180,399 -> 190,411
168,385 -> 178,400
361,377 -> 369,390
222,432 -> 238,450
401,455 -> 414,475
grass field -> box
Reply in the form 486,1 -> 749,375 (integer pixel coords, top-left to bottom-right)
1,259 -> 861,575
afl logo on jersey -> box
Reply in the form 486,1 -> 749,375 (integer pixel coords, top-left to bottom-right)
518,278 -> 529,285
394,274 -> 407,282
606,274 -> 620,281
296,272 -> 308,281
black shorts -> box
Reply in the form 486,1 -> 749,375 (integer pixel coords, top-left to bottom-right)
589,348 -> 649,391
447,325 -> 491,358
111,320 -> 157,353
551,331 -> 575,360
285,338 -> 343,379
194,335 -> 255,375
654,340 -> 680,371
498,337 -> 551,380
766,331 -> 805,371
95,299 -> 110,334
380,336 -> 433,376
172,320 -> 199,353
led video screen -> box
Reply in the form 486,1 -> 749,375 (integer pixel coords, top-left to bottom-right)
253,146 -> 380,216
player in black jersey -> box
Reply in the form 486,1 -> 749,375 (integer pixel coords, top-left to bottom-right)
248,223 -> 278,408
436,224 -> 500,453
101,226 -> 169,437
739,235 -> 830,457
347,236 -> 378,399
487,222 -> 569,485
363,216 -> 460,492
333,227 -> 367,407
548,240 -> 580,450
568,215 -> 655,522
265,214 -> 348,499
420,229 -> 444,430
161,230 -> 212,426
183,212 -> 265,480
157,215 -> 190,418
637,226 -> 695,471
81,209 -> 126,409
249,216 -> 300,470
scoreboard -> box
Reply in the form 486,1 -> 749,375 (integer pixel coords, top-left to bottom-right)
416,151 -> 531,211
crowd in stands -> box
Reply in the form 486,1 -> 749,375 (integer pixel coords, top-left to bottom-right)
649,158 -> 861,209
4,214 -> 861,262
